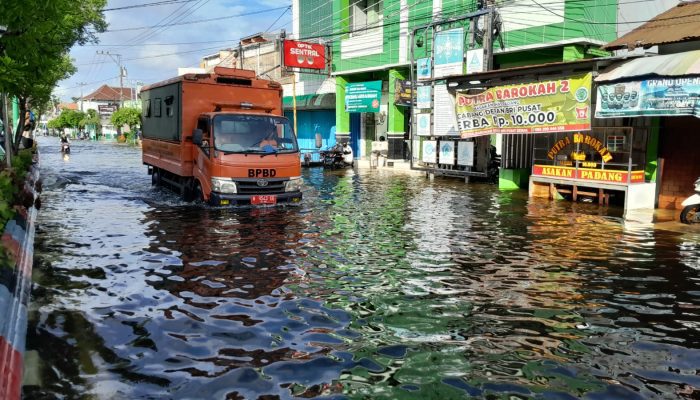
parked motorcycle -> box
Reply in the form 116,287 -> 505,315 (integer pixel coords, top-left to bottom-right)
61,142 -> 71,155
321,144 -> 351,169
680,177 -> 700,224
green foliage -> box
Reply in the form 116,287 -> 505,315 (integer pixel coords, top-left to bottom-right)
81,109 -> 101,129
0,149 -> 34,230
50,109 -> 86,130
0,0 -> 107,152
111,107 -> 141,133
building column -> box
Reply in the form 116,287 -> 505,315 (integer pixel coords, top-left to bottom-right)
335,75 -> 350,143
387,69 -> 406,159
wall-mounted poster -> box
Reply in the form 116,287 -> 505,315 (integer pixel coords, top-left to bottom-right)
416,113 -> 431,136
422,140 -> 437,163
439,141 -> 455,164
433,28 -> 464,78
466,49 -> 484,74
457,141 -> 474,166
416,85 -> 432,109
394,79 -> 412,106
417,57 -> 432,81
434,84 -> 459,136
345,81 -> 382,112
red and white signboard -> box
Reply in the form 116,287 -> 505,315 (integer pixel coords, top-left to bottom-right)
283,40 -> 326,70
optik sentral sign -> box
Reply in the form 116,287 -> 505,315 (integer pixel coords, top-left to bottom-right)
283,40 -> 326,70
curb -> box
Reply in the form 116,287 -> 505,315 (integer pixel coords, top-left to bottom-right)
0,164 -> 40,400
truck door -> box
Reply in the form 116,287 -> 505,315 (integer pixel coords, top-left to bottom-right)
194,116 -> 212,191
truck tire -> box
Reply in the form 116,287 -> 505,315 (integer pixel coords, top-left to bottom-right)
151,169 -> 161,186
182,179 -> 203,203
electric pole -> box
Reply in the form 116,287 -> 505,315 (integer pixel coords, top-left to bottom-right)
78,82 -> 86,112
97,51 -> 126,106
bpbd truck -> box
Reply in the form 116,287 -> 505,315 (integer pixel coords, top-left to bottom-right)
141,67 -> 302,206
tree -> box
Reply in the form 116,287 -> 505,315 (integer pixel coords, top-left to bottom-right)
80,109 -> 101,138
110,107 -> 141,140
0,0 -> 107,154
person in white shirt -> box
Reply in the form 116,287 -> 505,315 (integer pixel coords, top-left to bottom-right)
342,141 -> 353,166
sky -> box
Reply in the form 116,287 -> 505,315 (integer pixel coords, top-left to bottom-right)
55,0 -> 293,102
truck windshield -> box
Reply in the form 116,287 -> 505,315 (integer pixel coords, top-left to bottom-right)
213,115 -> 298,154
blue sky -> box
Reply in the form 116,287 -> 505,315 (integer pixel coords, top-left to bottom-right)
56,0 -> 292,102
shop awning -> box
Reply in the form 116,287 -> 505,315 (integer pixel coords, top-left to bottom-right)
595,50 -> 700,82
282,93 -> 335,110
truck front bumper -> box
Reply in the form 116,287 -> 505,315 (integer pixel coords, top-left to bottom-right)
208,191 -> 302,206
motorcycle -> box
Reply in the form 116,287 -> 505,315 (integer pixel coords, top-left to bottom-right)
680,177 -> 700,224
321,144 -> 351,169
61,142 -> 71,155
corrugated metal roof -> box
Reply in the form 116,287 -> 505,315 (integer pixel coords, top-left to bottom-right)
603,1 -> 700,50
596,50 -> 700,81
82,84 -> 134,101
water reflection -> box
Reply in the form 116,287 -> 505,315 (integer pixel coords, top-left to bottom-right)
24,137 -> 700,399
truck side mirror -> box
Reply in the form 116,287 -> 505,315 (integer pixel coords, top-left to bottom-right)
192,128 -> 203,145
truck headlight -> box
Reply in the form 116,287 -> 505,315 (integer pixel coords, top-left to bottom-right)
211,177 -> 237,194
285,177 -> 302,192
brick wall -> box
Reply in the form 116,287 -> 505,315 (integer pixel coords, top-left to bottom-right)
658,116 -> 700,209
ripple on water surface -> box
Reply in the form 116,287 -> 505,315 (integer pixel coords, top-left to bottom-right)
24,137 -> 700,399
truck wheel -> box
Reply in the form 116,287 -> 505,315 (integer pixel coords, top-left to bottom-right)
183,180 -> 203,203
151,169 -> 161,186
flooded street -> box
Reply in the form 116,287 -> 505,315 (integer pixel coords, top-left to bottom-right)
24,136 -> 700,399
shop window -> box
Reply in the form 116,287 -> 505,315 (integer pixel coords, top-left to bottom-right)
350,0 -> 382,36
607,135 -> 625,152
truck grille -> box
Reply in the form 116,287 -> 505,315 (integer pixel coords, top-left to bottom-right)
235,179 -> 286,195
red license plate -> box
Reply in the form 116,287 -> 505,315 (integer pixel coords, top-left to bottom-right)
251,195 -> 277,205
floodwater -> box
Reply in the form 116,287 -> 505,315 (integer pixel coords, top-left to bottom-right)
24,136 -> 700,399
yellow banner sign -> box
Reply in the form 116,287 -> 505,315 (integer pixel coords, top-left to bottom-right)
455,73 -> 592,137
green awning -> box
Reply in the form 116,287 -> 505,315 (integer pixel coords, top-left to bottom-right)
283,93 -> 335,110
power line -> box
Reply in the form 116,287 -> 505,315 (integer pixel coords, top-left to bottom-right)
103,5 -> 291,32
103,0 -> 199,12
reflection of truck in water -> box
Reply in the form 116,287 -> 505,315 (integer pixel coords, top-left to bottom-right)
141,67 -> 302,206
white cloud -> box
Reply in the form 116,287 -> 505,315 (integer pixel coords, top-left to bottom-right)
57,0 -> 292,101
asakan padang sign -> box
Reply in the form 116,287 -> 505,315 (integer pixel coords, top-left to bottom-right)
455,73 -> 592,137
283,40 -> 326,70
532,165 -> 644,184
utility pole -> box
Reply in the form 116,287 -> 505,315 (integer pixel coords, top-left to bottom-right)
97,51 -> 126,107
483,1 -> 494,71
78,82 -> 86,111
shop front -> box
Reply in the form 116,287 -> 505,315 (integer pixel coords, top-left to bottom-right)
593,50 -> 700,210
447,58 -> 658,212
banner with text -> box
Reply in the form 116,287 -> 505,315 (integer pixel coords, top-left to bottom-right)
345,81 -> 382,112
595,77 -> 700,118
455,73 -> 592,138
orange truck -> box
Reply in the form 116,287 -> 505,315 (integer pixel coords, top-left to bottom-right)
140,67 -> 302,206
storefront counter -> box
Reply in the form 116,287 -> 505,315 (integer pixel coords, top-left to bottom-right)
529,170 -> 656,211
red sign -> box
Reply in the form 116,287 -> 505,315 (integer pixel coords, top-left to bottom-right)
283,40 -> 326,70
532,165 -> 645,184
